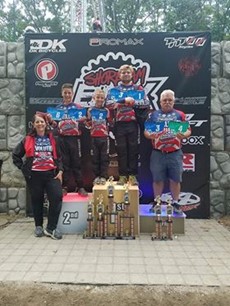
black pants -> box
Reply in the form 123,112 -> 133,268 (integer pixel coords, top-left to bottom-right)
115,121 -> 138,176
91,137 -> 109,178
134,108 -> 149,131
27,170 -> 62,231
59,135 -> 83,188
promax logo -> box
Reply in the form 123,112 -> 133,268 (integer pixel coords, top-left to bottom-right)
89,38 -> 144,46
29,39 -> 67,53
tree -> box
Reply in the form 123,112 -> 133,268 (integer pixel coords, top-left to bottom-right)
0,0 -> 26,41
18,0 -> 70,33
0,0 -> 229,42
102,0 -> 229,41
103,0 -> 165,33
211,0 -> 230,41
163,0 -> 210,31
0,0 -> 70,41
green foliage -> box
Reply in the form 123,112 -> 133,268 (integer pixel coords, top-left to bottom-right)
210,0 -> 230,41
0,0 -> 229,42
0,0 -> 70,41
104,0 -> 165,33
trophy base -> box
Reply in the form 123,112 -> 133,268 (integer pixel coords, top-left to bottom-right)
103,236 -> 118,240
83,236 -> 103,240
119,236 -> 135,240
151,234 -> 173,241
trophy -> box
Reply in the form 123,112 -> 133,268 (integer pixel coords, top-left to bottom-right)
104,176 -> 118,239
120,185 -> 135,239
151,196 -> 162,240
166,198 -> 173,240
83,200 -> 95,238
108,176 -> 115,210
96,194 -> 104,238
150,195 -> 162,213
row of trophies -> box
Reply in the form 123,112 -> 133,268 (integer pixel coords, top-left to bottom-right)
151,196 -> 173,240
83,178 -> 135,240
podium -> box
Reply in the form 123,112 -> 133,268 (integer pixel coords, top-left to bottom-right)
92,183 -> 140,237
139,204 -> 186,234
56,191 -> 185,236
57,193 -> 91,234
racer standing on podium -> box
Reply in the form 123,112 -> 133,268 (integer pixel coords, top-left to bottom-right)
106,64 -> 149,186
87,89 -> 110,185
48,83 -> 88,196
144,89 -> 191,213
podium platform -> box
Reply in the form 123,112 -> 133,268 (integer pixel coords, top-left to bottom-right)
57,193 -> 185,236
93,183 -> 140,237
57,193 -> 91,234
139,204 -> 186,234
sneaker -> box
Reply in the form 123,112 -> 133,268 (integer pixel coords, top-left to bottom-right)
129,175 -> 138,186
117,176 -> 127,185
44,228 -> 62,240
172,202 -> 183,214
78,187 -> 88,196
100,177 -> 107,185
34,226 -> 44,237
93,177 -> 101,185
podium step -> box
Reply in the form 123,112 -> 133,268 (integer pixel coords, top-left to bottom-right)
139,204 -> 186,234
57,196 -> 186,236
57,193 -> 91,234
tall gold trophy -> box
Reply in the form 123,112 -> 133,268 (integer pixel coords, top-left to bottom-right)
96,194 -> 104,238
120,185 -> 135,240
83,200 -> 95,238
104,177 -> 118,239
166,198 -> 173,240
151,195 -> 162,240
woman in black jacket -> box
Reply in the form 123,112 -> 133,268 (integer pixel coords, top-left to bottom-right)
12,113 -> 63,240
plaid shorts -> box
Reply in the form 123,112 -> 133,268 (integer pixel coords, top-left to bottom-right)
150,149 -> 183,182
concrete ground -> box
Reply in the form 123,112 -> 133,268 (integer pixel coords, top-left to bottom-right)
0,217 -> 229,286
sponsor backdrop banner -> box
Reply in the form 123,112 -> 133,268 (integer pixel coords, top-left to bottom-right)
25,32 -> 211,218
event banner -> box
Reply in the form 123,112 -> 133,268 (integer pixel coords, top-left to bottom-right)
25,32 -> 211,218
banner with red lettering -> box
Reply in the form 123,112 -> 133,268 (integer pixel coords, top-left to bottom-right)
25,32 -> 211,218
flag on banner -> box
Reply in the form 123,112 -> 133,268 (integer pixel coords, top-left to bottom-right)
47,107 -> 66,121
109,88 -> 145,102
168,121 -> 189,134
68,108 -> 87,120
90,108 -> 108,120
144,121 -> 165,133
47,107 -> 87,121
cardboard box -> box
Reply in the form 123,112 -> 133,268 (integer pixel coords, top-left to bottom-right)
93,183 -> 140,237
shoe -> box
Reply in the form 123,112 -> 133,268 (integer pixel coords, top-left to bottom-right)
117,176 -> 127,185
100,177 -> 107,185
93,177 -> 101,185
172,202 -> 183,214
44,228 -> 62,240
129,175 -> 139,186
78,187 -> 88,196
62,187 -> 68,196
34,226 -> 44,237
